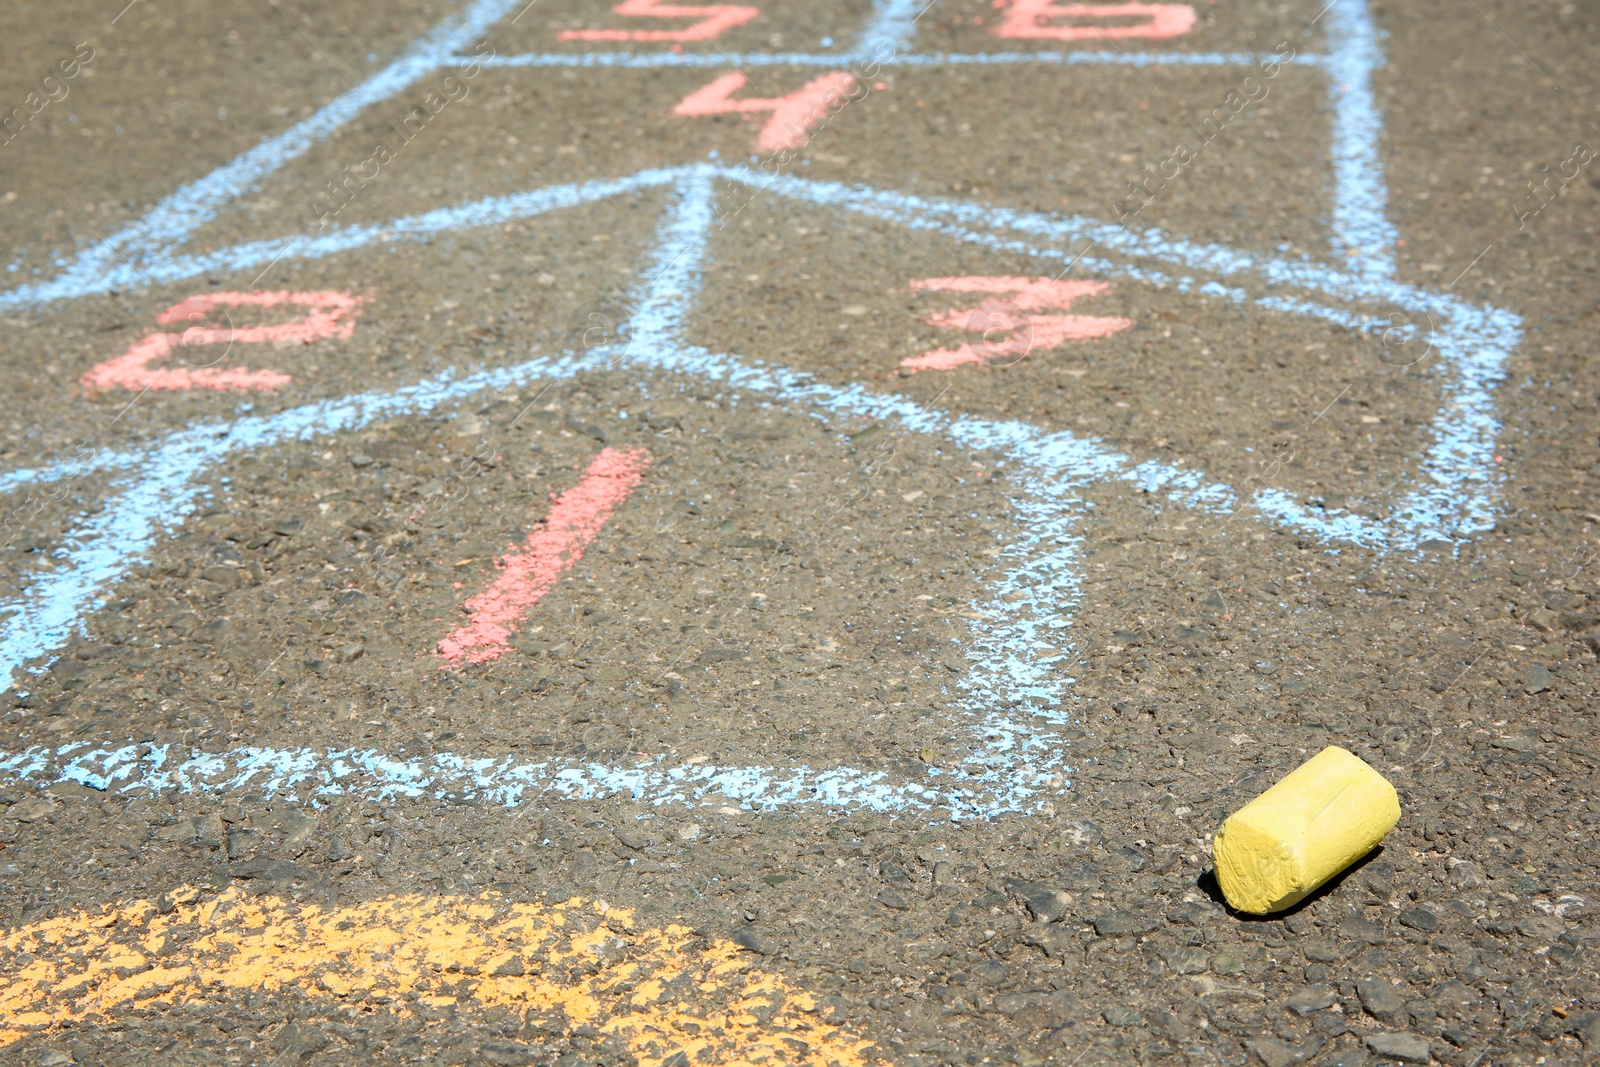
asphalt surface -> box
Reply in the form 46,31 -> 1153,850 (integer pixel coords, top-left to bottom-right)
2,1 -> 1600,1065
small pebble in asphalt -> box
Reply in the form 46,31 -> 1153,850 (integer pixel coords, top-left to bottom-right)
1356,977 -> 1409,1025
1245,1037 -> 1298,1067
731,927 -> 778,955
1363,1032 -> 1432,1063
1526,663 -> 1552,693
1286,984 -> 1338,1015
1092,910 -> 1161,937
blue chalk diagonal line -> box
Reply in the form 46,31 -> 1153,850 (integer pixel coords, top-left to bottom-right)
0,0 -> 523,310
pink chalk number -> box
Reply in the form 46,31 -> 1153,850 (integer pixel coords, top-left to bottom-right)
673,71 -> 857,151
994,1 -> 1196,39
559,0 -> 760,42
437,447 -> 651,666
903,276 -> 1133,372
80,290 -> 365,392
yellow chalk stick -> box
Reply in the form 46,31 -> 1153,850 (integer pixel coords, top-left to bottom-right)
1212,746 -> 1400,915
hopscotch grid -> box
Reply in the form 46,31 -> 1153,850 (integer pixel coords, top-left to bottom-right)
0,173 -> 1506,815
0,163 -> 1513,587
0,177 -> 1240,815
0,2 -> 1519,816
0,164 -> 1512,645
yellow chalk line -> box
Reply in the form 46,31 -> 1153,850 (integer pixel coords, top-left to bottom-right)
0,888 -> 873,1065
